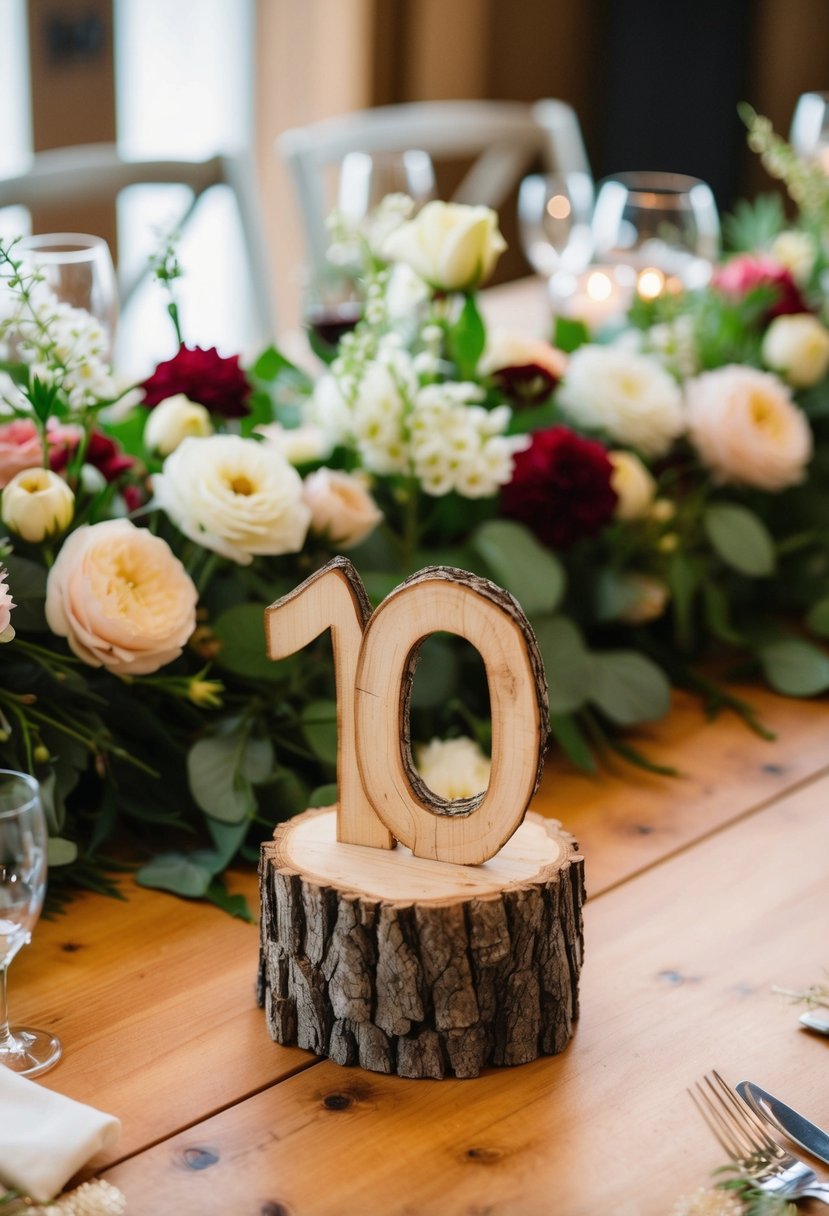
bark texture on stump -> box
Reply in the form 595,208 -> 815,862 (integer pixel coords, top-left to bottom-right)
258,808 -> 584,1079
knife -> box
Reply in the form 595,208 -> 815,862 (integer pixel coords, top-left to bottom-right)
800,1009 -> 829,1036
737,1079 -> 829,1166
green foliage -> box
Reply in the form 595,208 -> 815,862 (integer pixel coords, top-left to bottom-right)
723,193 -> 786,252
758,637 -> 829,696
471,520 -> 566,615
447,294 -> 486,379
704,504 -> 776,577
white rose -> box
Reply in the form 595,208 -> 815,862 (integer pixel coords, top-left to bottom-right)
153,434 -> 311,565
2,467 -> 74,542
415,736 -> 491,800
382,200 -> 506,292
307,374 -> 352,445
770,230 -> 816,285
45,519 -> 197,674
558,345 -> 685,457
608,451 -> 657,520
762,313 -> 829,388
303,468 -> 383,549
685,365 -> 812,491
144,394 -> 213,455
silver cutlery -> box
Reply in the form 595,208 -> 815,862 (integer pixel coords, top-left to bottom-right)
689,1070 -> 829,1205
800,1009 -> 829,1036
738,1079 -> 829,1166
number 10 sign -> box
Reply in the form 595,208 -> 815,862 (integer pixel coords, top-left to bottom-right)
265,556 -> 549,866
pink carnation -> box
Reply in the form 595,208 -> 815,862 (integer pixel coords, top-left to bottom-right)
0,420 -> 46,489
713,254 -> 808,318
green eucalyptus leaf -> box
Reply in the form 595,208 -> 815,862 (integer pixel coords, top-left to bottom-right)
806,596 -> 829,638
703,503 -> 776,577
532,615 -> 592,714
548,712 -> 596,773
47,837 -> 78,867
240,736 -> 274,783
2,554 -> 47,632
205,880 -> 253,921
136,852 -> 214,898
589,651 -> 672,725
472,520 -> 566,615
758,638 -> 829,696
301,699 -> 338,765
187,734 -> 256,824
205,816 -> 250,868
410,635 -> 460,710
308,783 -> 338,808
212,603 -> 296,683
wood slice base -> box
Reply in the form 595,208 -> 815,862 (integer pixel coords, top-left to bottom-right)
258,808 -> 585,1079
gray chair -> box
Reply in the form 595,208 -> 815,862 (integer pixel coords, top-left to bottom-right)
0,142 -> 275,340
277,98 -> 591,278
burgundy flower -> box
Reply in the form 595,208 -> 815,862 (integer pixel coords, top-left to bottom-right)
712,253 -> 808,318
501,425 -> 617,550
50,430 -> 134,482
141,344 -> 252,418
490,362 -> 562,407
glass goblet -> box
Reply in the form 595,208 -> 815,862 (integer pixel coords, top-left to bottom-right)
19,232 -> 118,358
336,149 -> 436,226
0,769 -> 61,1078
790,91 -> 829,171
591,171 -> 720,292
518,171 -> 595,277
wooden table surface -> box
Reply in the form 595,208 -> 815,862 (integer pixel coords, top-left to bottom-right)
13,682 -> 829,1216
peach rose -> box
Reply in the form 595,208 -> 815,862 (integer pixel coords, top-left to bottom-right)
45,519 -> 198,674
303,468 -> 383,550
685,365 -> 812,491
0,420 -> 45,489
0,567 -> 15,642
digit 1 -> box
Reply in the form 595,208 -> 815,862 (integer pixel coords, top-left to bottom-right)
354,568 -> 547,865
264,557 -> 394,850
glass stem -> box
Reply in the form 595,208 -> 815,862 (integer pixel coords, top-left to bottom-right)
0,964 -> 15,1049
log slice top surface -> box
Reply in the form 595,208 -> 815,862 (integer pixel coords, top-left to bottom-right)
265,807 -> 576,905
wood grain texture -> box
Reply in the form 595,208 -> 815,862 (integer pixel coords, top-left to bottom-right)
259,809 -> 583,1078
355,566 -> 548,864
105,769 -> 829,1216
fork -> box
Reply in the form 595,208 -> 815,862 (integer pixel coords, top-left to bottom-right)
689,1070 -> 829,1205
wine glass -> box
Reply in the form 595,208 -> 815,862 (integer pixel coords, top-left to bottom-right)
0,769 -> 61,1077
591,171 -> 720,292
19,233 -> 118,357
336,149 -> 436,226
789,91 -> 829,171
518,171 -> 595,277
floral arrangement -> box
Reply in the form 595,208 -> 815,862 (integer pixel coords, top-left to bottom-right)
0,110 -> 828,910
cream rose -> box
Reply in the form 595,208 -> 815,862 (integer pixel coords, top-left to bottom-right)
608,451 -> 656,521
45,519 -> 197,675
2,468 -> 74,542
558,345 -> 685,457
415,736 -> 491,800
770,230 -> 816,285
762,313 -> 829,388
255,422 -> 333,465
382,200 -> 506,292
685,365 -> 812,491
144,393 -> 213,455
303,468 -> 383,550
152,434 -> 311,565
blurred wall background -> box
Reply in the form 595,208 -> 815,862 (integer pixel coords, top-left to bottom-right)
4,0 -> 829,352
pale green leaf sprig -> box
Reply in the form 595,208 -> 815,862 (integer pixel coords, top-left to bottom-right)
740,102 -> 829,231
772,968 -> 829,1009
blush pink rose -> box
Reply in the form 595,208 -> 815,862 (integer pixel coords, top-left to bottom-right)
0,420 -> 46,489
45,519 -> 198,674
712,253 -> 807,318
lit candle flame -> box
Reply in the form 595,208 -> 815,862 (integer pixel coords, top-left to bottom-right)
546,194 -> 572,220
586,271 -> 613,301
637,268 -> 665,300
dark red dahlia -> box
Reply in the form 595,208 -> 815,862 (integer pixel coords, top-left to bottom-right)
50,430 -> 134,482
712,254 -> 808,319
490,362 -> 561,407
141,344 -> 252,418
501,425 -> 617,550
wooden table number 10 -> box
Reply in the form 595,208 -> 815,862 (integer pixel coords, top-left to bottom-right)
265,556 -> 549,867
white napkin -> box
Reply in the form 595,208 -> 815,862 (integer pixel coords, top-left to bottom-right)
0,1066 -> 120,1203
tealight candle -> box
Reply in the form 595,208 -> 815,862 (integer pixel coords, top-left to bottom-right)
548,264 -> 634,331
